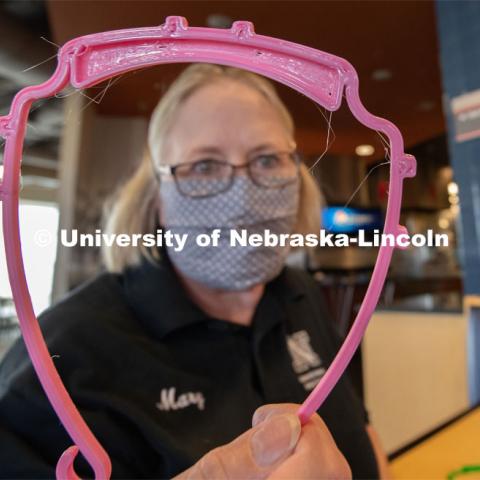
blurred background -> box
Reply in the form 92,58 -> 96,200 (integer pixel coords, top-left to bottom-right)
0,1 -> 479,477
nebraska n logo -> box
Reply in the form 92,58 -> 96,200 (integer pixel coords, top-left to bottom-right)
286,330 -> 325,391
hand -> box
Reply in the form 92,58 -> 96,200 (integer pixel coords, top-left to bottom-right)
173,403 -> 351,480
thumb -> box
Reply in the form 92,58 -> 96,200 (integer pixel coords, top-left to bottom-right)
174,412 -> 301,479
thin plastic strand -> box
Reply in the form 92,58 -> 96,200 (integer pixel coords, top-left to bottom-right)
341,159 -> 390,210
22,53 -> 59,74
309,106 -> 335,172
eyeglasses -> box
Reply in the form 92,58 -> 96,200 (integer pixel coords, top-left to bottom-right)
156,150 -> 300,198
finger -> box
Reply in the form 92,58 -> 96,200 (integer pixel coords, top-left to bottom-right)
269,415 -> 351,480
252,403 -> 300,427
174,412 -> 301,480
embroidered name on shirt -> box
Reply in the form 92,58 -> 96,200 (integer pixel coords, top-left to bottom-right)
286,330 -> 325,391
156,387 -> 206,412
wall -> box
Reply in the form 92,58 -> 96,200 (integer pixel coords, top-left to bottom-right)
53,94 -> 147,299
435,0 -> 480,406
362,310 -> 469,454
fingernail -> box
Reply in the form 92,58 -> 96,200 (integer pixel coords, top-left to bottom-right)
251,414 -> 301,467
252,408 -> 269,428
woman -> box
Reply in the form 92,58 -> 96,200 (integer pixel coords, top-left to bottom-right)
0,64 -> 388,478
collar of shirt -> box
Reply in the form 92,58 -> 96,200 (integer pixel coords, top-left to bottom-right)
120,250 -> 306,341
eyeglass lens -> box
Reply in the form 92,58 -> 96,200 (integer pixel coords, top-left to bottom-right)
173,152 -> 299,197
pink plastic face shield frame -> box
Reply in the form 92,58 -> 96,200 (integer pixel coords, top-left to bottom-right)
0,16 -> 416,480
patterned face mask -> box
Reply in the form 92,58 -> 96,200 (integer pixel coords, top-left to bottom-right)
159,175 -> 300,290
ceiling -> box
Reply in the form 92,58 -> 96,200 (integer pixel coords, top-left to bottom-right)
0,1 -> 61,175
46,0 -> 446,160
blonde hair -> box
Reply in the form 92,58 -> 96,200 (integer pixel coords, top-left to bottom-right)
102,63 -> 322,272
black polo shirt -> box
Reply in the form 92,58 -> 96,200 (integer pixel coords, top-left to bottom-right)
0,254 -> 378,479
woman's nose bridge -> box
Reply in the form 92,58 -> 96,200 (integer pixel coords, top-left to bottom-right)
233,163 -> 249,172
230,157 -> 251,177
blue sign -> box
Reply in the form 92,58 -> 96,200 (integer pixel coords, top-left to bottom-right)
322,207 -> 383,233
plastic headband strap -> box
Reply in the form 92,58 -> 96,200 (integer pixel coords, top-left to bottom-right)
0,16 -> 416,480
